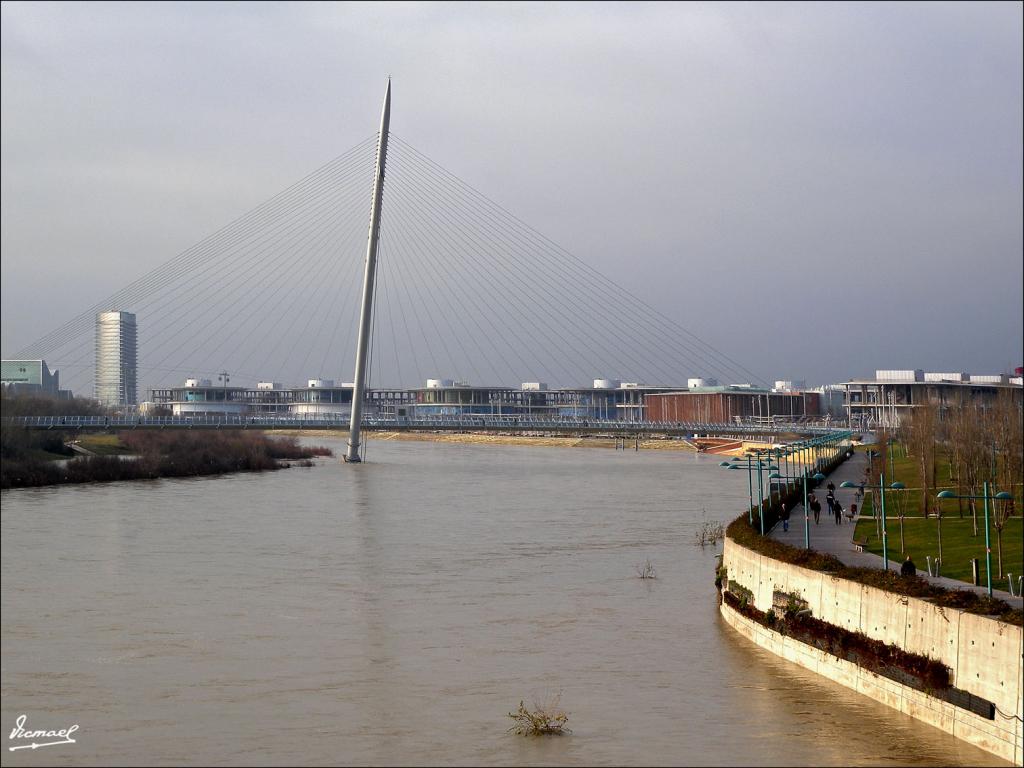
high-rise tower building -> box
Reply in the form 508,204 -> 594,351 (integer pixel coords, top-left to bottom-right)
95,311 -> 137,406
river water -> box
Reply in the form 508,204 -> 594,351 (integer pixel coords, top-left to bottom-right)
0,439 -> 1005,766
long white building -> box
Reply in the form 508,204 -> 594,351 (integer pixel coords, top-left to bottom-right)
843,369 -> 1023,428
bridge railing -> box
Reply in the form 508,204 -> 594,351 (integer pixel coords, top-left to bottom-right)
3,414 -> 852,436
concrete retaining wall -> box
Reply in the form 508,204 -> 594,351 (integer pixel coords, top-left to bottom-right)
721,537 -> 1023,764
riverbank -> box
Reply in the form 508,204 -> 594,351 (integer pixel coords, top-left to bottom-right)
719,451 -> 1023,763
274,429 -> 700,451
769,448 -> 1024,597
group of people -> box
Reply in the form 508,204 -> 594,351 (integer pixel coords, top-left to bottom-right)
806,480 -> 847,525
778,463 -> 921,579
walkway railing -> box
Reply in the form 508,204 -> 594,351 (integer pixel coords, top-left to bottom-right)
3,414 -> 852,437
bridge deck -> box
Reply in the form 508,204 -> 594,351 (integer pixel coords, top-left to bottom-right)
5,415 -> 851,439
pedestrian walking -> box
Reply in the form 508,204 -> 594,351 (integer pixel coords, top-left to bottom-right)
833,499 -> 844,525
780,501 -> 790,532
827,480 -> 836,495
809,493 -> 821,524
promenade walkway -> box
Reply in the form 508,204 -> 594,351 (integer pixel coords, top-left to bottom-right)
768,449 -> 1023,607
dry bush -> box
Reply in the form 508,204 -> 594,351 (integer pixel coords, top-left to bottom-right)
507,692 -> 570,736
694,517 -> 725,547
635,558 -> 657,579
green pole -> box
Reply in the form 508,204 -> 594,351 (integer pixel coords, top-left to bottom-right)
803,466 -> 809,550
983,481 -> 992,597
746,454 -> 753,524
787,450 -> 793,494
880,472 -> 888,572
756,451 -> 765,536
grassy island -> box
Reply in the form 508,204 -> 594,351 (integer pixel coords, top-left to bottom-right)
0,428 -> 332,489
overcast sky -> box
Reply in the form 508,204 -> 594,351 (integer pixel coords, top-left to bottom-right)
2,1 -> 1022,392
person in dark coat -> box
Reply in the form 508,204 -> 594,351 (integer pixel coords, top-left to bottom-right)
809,494 -> 822,524
780,501 -> 790,532
901,555 -> 916,577
833,499 -> 844,525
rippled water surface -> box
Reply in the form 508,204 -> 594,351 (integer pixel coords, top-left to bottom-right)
0,439 -> 1005,765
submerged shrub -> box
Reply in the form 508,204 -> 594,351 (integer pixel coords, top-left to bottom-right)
635,559 -> 657,579
507,693 -> 570,736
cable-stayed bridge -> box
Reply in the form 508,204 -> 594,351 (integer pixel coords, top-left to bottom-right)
8,82 -> 844,447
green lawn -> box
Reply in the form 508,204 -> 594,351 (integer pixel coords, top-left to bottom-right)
854,442 -> 1022,532
853,515 -> 1023,587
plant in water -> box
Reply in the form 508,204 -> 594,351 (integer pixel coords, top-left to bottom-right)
635,558 -> 657,579
507,692 -> 570,736
694,511 -> 725,547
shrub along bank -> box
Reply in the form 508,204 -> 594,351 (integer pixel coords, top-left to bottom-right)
0,430 -> 332,489
722,589 -> 952,691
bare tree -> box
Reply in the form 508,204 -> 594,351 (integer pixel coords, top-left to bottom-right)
891,484 -> 908,554
989,391 -> 1023,577
949,403 -> 989,535
906,404 -> 938,518
871,431 -> 891,540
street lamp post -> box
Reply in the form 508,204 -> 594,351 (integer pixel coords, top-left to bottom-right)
801,468 -> 828,549
723,450 -> 770,533
842,473 -> 902,572
722,432 -> 853,542
936,487 -> 1013,597
721,454 -> 758,524
725,433 -> 846,546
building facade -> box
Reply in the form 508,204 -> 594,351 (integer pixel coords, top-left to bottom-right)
95,311 -> 138,406
145,376 -> 831,424
1,359 -> 67,398
644,387 -> 820,424
843,370 -> 1023,428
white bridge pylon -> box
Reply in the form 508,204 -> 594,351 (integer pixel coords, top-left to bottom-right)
346,79 -> 391,464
